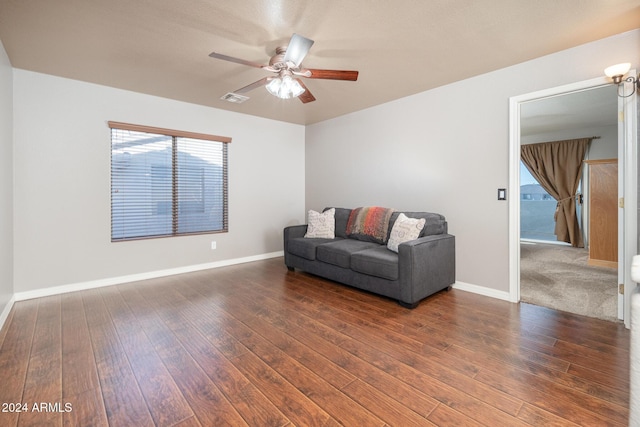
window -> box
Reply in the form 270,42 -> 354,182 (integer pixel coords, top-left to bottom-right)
109,122 -> 230,241
520,161 -> 556,241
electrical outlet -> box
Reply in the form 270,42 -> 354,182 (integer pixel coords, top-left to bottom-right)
211,241 -> 217,250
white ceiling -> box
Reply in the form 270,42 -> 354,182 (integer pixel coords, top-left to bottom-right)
1,0 -> 639,125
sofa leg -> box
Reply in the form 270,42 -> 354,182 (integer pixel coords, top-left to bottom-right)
397,300 -> 418,309
286,266 -> 295,272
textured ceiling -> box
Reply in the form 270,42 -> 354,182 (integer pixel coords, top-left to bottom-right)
1,0 -> 639,125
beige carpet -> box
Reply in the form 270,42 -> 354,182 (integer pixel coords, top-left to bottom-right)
520,242 -> 618,321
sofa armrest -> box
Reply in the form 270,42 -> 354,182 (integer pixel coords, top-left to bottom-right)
283,224 -> 308,267
397,234 -> 455,304
284,224 -> 307,242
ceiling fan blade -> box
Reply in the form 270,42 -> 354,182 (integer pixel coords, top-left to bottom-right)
296,79 -> 316,103
232,77 -> 274,94
283,33 -> 314,67
304,69 -> 359,81
209,51 -> 267,69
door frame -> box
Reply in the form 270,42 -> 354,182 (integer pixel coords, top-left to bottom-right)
508,75 -> 637,328
619,69 -> 638,327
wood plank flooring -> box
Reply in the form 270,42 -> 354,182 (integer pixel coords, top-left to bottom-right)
0,257 -> 630,426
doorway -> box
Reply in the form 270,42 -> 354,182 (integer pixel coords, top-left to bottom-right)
508,75 -> 638,328
519,86 -> 618,320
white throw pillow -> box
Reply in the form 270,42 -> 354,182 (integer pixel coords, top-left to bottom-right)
387,213 -> 426,252
304,208 -> 335,238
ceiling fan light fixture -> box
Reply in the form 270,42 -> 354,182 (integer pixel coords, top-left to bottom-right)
209,33 -> 358,103
266,74 -> 305,99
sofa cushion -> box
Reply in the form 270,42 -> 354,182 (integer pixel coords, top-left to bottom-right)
316,239 -> 379,268
387,213 -> 426,253
351,247 -> 399,280
305,208 -> 335,238
288,237 -> 340,261
388,211 -> 447,239
324,207 -> 352,238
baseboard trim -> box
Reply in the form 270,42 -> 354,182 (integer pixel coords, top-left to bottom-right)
14,251 -> 284,302
452,281 -> 511,302
11,255 -> 514,307
0,295 -> 16,335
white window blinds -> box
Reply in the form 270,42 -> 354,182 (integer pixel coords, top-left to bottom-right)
109,122 -> 230,241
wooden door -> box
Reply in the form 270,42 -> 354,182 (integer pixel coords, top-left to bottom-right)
586,159 -> 618,268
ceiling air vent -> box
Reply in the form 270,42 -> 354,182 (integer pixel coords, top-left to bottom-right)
221,92 -> 249,104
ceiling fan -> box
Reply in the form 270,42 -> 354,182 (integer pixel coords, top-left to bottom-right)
209,33 -> 359,103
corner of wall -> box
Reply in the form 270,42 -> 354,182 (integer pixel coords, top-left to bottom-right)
0,295 -> 15,337
0,38 -> 15,334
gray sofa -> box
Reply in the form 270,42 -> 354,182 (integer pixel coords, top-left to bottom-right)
283,207 -> 455,308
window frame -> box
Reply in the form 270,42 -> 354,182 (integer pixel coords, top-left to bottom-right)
109,121 -> 231,242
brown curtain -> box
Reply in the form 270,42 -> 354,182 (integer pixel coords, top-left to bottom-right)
521,138 -> 591,247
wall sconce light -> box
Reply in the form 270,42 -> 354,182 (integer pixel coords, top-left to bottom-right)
604,63 -> 639,98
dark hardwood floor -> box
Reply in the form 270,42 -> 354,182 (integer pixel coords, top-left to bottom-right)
0,257 -> 630,426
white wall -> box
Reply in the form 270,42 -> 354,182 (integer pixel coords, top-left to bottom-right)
0,41 -> 13,323
306,29 -> 640,294
13,70 -> 305,293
